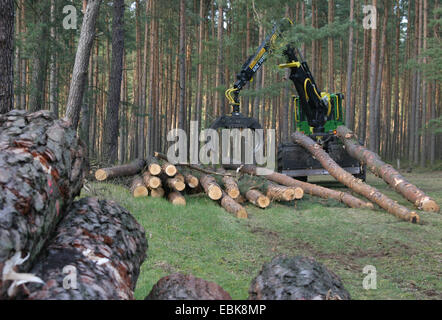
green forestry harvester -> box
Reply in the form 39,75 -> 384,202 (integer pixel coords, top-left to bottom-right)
209,18 -> 366,181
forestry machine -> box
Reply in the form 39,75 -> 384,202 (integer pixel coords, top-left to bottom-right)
210,18 -> 365,181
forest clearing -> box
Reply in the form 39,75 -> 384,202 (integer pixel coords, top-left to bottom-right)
0,0 -> 441,305
83,171 -> 442,300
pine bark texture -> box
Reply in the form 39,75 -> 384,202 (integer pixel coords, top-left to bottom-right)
292,131 -> 420,223
249,256 -> 350,300
103,0 -> 125,164
236,165 -> 371,209
65,0 -> 102,130
337,126 -> 439,212
145,273 -> 231,300
0,0 -> 14,113
22,197 -> 147,300
220,191 -> 248,219
0,110 -> 87,298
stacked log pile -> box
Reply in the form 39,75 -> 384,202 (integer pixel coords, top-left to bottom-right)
95,153 -> 310,219
0,110 -> 147,300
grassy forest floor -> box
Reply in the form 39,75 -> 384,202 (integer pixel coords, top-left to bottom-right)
82,170 -> 442,300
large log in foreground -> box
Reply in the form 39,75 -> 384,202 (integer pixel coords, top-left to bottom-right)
237,165 -> 372,209
292,132 -> 420,223
337,126 -> 439,213
22,198 -> 148,300
146,273 -> 232,300
95,158 -> 145,181
249,256 -> 351,300
0,110 -> 87,298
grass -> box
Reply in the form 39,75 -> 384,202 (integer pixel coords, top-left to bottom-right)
82,171 -> 442,300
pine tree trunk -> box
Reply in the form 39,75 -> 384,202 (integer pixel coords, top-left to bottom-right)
236,165 -> 372,209
21,197 -> 147,300
0,110 -> 87,298
337,126 -> 439,213
103,0 -> 125,164
292,131 -> 420,223
345,0 -> 354,129
178,0 -> 186,130
95,159 -> 146,181
65,0 -> 102,131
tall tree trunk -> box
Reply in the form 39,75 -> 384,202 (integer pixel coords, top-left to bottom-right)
328,0 -> 335,93
345,0 -> 354,129
49,0 -> 58,117
178,0 -> 186,130
65,0 -> 102,131
420,0 -> 428,167
0,0 -> 14,113
368,0 -> 378,151
103,0 -> 125,164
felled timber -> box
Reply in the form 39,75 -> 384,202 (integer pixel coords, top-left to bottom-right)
95,158 -> 145,181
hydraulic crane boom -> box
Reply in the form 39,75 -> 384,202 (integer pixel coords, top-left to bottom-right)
211,18 -> 330,133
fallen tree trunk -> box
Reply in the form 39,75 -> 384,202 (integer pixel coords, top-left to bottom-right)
245,190 -> 271,209
150,187 -> 165,198
236,165 -> 373,209
220,191 -> 248,219
147,157 -> 162,176
337,126 -> 439,212
168,191 -> 186,205
292,132 -> 420,223
161,161 -> 177,177
0,110 -> 87,298
185,174 -> 199,189
142,171 -> 161,189
165,177 -> 186,192
95,158 -> 145,181
131,176 -> 149,197
200,175 -> 223,200
21,197 -> 147,300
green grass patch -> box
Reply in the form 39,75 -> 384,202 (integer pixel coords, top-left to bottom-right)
82,171 -> 442,300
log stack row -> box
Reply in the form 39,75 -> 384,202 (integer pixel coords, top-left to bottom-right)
95,153 -> 309,219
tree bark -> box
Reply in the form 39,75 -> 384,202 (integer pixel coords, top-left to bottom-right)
65,0 -> 102,131
130,176 -> 149,197
292,131 -> 420,223
345,0 -> 354,129
103,0 -> 125,164
21,197 -> 147,300
368,0 -> 378,151
337,126 -> 439,212
237,165 -> 372,209
0,110 -> 87,298
95,159 -> 146,181
178,0 -> 186,130
0,0 -> 15,113
220,191 -> 248,219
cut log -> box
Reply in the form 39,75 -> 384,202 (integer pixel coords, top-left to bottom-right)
168,191 -> 186,205
266,184 -> 304,201
246,189 -> 271,209
0,110 -> 87,298
162,161 -> 177,177
220,191 -> 248,219
145,273 -> 231,300
150,187 -> 165,198
337,126 -> 439,213
200,174 -> 223,200
185,174 -> 199,189
237,174 -> 302,203
95,158 -> 145,181
166,177 -> 186,192
222,176 -> 240,199
292,131 -> 420,223
175,173 -> 185,182
147,157 -> 162,176
131,176 -> 149,197
237,165 -> 373,209
20,197 -> 147,300
249,256 -> 351,300
142,171 -> 161,189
